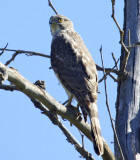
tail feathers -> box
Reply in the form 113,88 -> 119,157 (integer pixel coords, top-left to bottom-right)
89,102 -> 104,156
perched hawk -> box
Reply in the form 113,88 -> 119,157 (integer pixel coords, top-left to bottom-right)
49,15 -> 103,156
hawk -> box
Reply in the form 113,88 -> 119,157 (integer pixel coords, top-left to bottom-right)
49,15 -> 103,156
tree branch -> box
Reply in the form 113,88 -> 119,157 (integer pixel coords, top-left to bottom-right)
112,52 -> 119,70
0,43 -> 8,56
5,52 -> 19,66
0,84 -> 18,91
0,61 -> 115,160
0,48 -> 50,58
48,0 -> 58,15
0,48 -> 50,65
99,46 -> 125,160
31,98 -> 95,160
111,0 -> 130,77
98,58 -> 119,83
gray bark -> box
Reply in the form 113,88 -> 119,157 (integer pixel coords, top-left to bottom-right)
115,0 -> 140,160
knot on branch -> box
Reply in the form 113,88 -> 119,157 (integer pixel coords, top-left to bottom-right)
118,69 -> 128,81
34,80 -> 46,90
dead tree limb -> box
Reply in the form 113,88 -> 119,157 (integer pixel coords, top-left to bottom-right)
111,0 -> 129,78
0,61 -> 115,160
0,84 -> 18,91
0,43 -> 8,56
31,98 -> 95,160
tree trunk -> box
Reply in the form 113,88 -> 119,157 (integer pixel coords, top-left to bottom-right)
115,0 -> 140,160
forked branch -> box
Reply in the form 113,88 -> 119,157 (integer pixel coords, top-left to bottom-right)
111,0 -> 130,76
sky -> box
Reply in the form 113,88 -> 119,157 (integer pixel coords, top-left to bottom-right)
0,0 -> 124,160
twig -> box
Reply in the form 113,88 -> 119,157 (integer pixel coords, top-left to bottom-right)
111,0 -> 123,36
99,46 -> 125,160
108,73 -> 118,82
0,43 -> 8,56
0,48 -> 50,65
112,52 -> 119,70
96,64 -> 119,75
48,0 -> 58,15
0,48 -> 50,58
78,130 -> 85,148
0,84 -> 18,91
98,58 -> 119,83
111,0 -> 130,75
5,52 -> 19,66
126,42 -> 140,49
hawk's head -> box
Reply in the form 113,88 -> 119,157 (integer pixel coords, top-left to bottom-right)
49,15 -> 74,36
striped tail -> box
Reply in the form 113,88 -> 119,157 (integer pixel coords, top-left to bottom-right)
89,102 -> 104,156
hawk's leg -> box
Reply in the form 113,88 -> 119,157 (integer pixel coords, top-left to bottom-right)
65,94 -> 74,107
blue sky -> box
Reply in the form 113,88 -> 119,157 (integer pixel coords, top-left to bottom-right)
0,0 -> 124,160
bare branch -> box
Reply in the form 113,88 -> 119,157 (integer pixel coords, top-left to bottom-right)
48,0 -> 58,15
5,52 -> 19,66
111,0 -> 130,75
111,1 -> 123,36
0,48 -> 50,58
0,43 -> 8,56
98,58 -> 119,83
112,52 -> 119,70
31,98 -> 95,160
0,62 -> 115,160
96,64 -> 119,75
125,42 -> 140,50
108,73 -> 118,82
99,46 -> 125,160
0,48 -> 50,65
78,130 -> 85,148
0,84 -> 18,91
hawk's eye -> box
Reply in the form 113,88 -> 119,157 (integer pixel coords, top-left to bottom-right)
58,18 -> 63,22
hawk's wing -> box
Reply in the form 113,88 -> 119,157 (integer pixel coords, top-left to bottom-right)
51,30 -> 98,98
